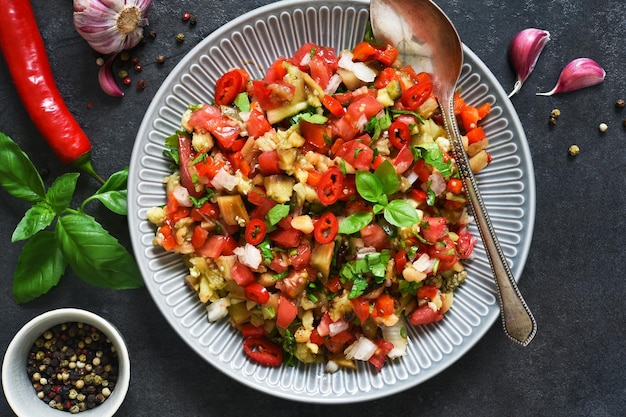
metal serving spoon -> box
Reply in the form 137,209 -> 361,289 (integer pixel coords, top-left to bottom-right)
370,0 -> 537,346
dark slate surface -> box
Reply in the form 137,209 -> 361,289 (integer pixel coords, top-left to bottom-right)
1,0 -> 624,416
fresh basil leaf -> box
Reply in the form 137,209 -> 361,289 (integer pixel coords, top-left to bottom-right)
417,142 -> 452,178
84,190 -> 128,215
11,201 -> 56,242
13,231 -> 66,303
365,110 -> 392,140
374,159 -> 399,195
0,132 -> 46,203
384,199 -> 421,227
96,167 -> 128,194
266,204 -> 290,226
348,276 -> 369,298
338,211 -> 374,235
355,170 -> 383,203
46,173 -> 79,214
56,213 -> 143,289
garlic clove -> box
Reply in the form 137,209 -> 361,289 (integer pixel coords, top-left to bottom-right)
508,28 -> 551,98
98,55 -> 124,97
536,58 -> 606,96
73,0 -> 151,55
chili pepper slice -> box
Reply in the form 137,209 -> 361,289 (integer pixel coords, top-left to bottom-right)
314,212 -> 339,244
401,81 -> 434,110
322,94 -> 346,117
244,282 -> 271,304
0,0 -> 103,182
243,337 -> 283,367
317,167 -> 344,205
388,120 -> 411,149
214,69 -> 249,105
245,218 -> 267,245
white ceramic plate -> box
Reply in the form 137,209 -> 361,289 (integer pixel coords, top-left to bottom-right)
128,0 -> 535,403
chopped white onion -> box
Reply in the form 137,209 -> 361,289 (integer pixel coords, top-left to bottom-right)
344,336 -> 378,361
234,243 -> 262,270
413,253 -> 434,273
427,171 -> 447,196
206,297 -> 231,322
324,74 -> 343,94
211,167 -> 239,191
172,185 -> 193,207
337,50 -> 377,83
381,320 -> 408,359
328,319 -> 350,337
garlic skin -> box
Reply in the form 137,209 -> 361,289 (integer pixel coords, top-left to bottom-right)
536,58 -> 606,96
73,0 -> 151,55
98,55 -> 124,97
508,28 -> 551,98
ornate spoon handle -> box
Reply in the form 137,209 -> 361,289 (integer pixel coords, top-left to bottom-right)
443,101 -> 537,346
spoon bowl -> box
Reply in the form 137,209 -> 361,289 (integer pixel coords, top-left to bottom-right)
370,0 -> 537,346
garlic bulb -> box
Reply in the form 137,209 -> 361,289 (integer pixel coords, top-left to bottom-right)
508,28 -> 551,98
536,58 -> 606,96
73,0 -> 151,55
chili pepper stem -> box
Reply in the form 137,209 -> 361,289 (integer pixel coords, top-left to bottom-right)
74,156 -> 105,184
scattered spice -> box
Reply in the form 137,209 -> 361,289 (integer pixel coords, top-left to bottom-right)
616,98 -> 625,108
149,30 -> 157,39
568,145 -> 580,156
27,322 -> 119,413
156,54 -> 166,64
189,15 -> 197,26
95,57 -> 105,67
122,76 -> 132,86
599,122 -> 608,132
136,79 -> 147,89
176,33 -> 185,43
119,51 -> 131,61
549,108 -> 561,125
134,63 -> 143,72
182,11 -> 191,22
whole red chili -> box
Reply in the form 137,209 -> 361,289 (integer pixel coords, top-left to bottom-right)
0,0 -> 103,182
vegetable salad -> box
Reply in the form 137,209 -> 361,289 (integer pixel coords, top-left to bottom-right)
147,37 -> 492,371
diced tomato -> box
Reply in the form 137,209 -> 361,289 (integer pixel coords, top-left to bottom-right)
425,236 -> 459,272
244,282 -> 271,304
352,41 -> 378,61
394,249 -> 408,274
446,178 -> 464,195
373,43 -> 399,66
239,323 -> 265,338
270,228 -> 302,248
372,155 -> 391,170
191,225 -> 209,249
309,328 -> 325,345
351,297 -> 371,324
456,226 -> 477,259
368,339 -> 394,371
347,95 -> 384,120
276,295 -> 298,328
421,216 -> 449,243
187,104 -> 241,150
338,175 -> 357,201
372,294 -> 395,317
194,155 -> 226,180
327,276 -> 343,293
324,330 -> 354,354
409,188 -> 428,203
288,244 -> 312,270
460,105 -> 480,132
316,311 -> 333,337
466,126 -> 486,144
250,80 -> 295,110
196,235 -> 237,258
360,223 -> 390,251
264,58 -> 288,82
299,120 -> 331,150
309,55 -> 333,89
268,253 -> 289,273
335,139 -> 374,171
214,68 -> 249,105
393,145 -> 414,174
246,108 -> 272,138
257,150 -> 282,175
243,337 -> 283,367
409,304 -> 443,326
231,262 -> 255,287
374,67 -> 399,89
158,225 -> 177,251
417,285 -> 439,301
412,158 -> 432,183
322,94 -> 345,117
228,151 -> 251,177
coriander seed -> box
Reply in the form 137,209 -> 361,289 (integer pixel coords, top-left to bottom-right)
616,98 -> 625,108
599,122 -> 608,132
176,33 -> 185,43
568,144 -> 580,156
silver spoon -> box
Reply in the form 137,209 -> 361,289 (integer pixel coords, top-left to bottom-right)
370,0 -> 537,346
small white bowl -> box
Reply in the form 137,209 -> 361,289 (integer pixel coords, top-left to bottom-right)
2,308 -> 130,417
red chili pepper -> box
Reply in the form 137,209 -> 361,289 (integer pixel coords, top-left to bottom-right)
245,218 -> 267,245
388,120 -> 411,149
314,212 -> 339,244
243,336 -> 283,367
317,167 -> 344,205
214,69 -> 249,105
0,0 -> 103,182
244,282 -> 270,304
401,81 -> 434,110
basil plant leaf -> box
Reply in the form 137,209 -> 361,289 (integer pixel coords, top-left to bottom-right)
0,132 -> 45,203
56,213 -> 143,289
46,172 -> 79,214
11,201 -> 56,242
13,231 -> 66,304
338,211 -> 374,235
384,199 -> 421,227
374,159 -> 399,195
96,167 -> 128,194
83,190 -> 128,216
355,170 -> 383,204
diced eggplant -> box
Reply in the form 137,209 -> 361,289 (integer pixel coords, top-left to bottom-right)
216,194 -> 249,226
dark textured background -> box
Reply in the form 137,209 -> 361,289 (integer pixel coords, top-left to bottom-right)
1,0 -> 625,416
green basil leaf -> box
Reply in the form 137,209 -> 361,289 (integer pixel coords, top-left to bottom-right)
417,142 -> 452,178
348,276 -> 369,299
384,199 -> 421,227
83,190 -> 128,215
13,231 -> 66,303
266,204 -> 290,226
0,132 -> 45,203
46,173 -> 79,214
96,167 -> 128,194
11,201 -> 56,242
355,170 -> 383,203
56,213 -> 143,289
374,159 -> 399,195
338,211 -> 374,235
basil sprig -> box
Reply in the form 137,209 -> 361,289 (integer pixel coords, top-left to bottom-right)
0,132 -> 143,303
